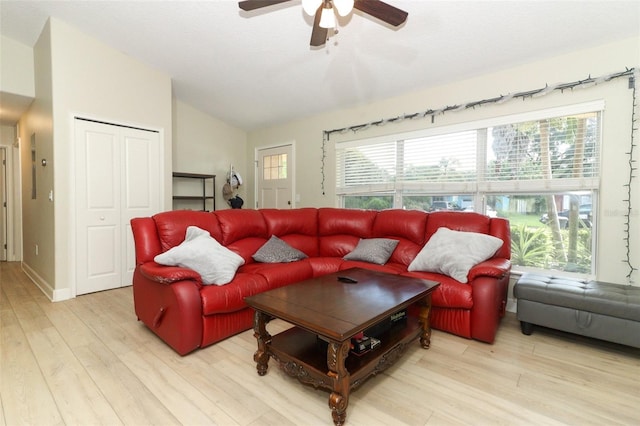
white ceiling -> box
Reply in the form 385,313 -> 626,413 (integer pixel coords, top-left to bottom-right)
1,0 -> 639,130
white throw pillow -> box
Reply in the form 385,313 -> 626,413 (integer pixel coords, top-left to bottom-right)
154,226 -> 244,285
408,227 -> 503,283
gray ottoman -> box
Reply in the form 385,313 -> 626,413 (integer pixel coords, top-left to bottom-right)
514,273 -> 640,348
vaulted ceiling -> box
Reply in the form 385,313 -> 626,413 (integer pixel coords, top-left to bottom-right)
1,1 -> 639,130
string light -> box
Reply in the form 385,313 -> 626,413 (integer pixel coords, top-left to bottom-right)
320,67 -> 638,280
623,69 -> 638,280
321,131 -> 328,195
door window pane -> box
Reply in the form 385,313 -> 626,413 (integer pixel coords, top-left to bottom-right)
263,153 -> 288,180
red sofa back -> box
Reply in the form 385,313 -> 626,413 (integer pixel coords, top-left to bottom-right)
373,209 -> 428,266
317,208 -> 378,257
215,209 -> 269,264
134,208 -> 511,268
154,210 -> 222,252
261,208 -> 319,257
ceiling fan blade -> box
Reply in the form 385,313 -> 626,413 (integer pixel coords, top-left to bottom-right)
310,6 -> 328,47
238,0 -> 292,12
353,0 -> 408,27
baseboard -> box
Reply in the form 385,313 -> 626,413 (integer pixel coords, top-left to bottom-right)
21,262 -> 72,302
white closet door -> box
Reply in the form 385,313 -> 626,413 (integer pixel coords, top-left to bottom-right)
75,119 -> 160,295
121,127 -> 161,285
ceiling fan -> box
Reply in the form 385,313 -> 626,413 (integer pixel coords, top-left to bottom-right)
238,0 -> 408,47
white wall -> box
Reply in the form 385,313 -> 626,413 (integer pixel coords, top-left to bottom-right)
19,18 -> 173,300
172,99 -> 247,210
247,36 -> 640,285
19,21 -> 55,292
0,35 -> 35,96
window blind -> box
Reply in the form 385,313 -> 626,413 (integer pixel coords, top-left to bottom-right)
485,112 -> 600,188
336,140 -> 397,193
336,108 -> 601,195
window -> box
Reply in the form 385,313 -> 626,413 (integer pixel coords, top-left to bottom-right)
263,153 -> 287,180
336,102 -> 602,276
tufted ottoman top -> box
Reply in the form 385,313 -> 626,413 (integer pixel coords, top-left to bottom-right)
514,273 -> 640,322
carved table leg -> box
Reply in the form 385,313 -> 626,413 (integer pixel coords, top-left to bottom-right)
418,294 -> 433,349
252,311 -> 272,376
327,340 -> 351,426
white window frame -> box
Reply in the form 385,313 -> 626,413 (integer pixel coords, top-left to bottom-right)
336,101 -> 604,278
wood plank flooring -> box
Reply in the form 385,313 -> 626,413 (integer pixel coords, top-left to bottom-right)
2,261 -> 639,425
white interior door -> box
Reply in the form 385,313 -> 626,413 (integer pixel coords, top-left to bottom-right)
256,144 -> 293,209
75,119 -> 160,295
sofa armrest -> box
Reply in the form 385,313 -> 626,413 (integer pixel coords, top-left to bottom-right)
468,258 -> 511,281
469,273 -> 510,343
131,217 -> 163,264
139,262 -> 203,287
132,268 -> 203,355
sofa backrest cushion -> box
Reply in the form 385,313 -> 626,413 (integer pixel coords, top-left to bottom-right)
372,209 -> 427,266
260,208 -> 319,257
215,209 -> 268,245
153,210 -> 222,252
318,208 -> 377,257
426,211 -> 491,237
214,209 -> 269,264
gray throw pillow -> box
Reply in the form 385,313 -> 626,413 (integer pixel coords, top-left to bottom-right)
252,235 -> 308,263
343,238 -> 399,265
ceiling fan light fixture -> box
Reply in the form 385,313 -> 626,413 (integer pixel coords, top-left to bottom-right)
333,0 -> 354,16
301,0 -> 322,16
319,3 -> 336,29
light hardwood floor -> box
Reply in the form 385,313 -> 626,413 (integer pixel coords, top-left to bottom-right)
1,261 -> 639,426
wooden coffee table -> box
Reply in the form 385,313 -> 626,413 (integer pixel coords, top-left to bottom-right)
244,267 -> 440,425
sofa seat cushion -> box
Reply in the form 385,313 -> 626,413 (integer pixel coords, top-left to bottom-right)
306,257 -> 343,277
201,272 -> 270,315
339,261 -> 406,276
240,261 -> 314,288
403,271 -> 473,309
225,237 -> 270,265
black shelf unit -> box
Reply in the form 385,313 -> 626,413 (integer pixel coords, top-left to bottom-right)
172,172 -> 216,211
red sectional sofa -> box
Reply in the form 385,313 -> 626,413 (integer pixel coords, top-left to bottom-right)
131,208 -> 511,355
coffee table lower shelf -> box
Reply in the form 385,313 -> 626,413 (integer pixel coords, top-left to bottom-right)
255,316 -> 426,425
270,317 -> 421,390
